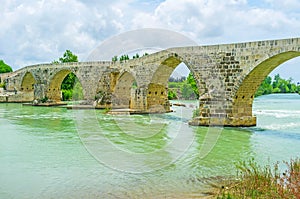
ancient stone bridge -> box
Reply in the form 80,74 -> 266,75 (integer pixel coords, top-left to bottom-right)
1,37 -> 300,126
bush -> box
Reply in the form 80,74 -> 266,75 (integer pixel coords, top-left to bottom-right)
0,82 -> 5,89
41,96 -> 49,103
217,158 -> 300,199
193,108 -> 200,118
168,90 -> 177,100
62,89 -> 72,101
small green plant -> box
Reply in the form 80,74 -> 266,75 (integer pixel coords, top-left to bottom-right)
104,107 -> 111,113
168,90 -> 177,100
62,89 -> 72,101
41,96 -> 49,103
192,107 -> 200,118
0,82 -> 5,89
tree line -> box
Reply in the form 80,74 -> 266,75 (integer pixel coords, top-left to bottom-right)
255,74 -> 300,97
169,73 -> 300,100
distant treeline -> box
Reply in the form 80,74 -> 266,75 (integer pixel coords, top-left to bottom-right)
168,73 -> 300,100
255,74 -> 300,97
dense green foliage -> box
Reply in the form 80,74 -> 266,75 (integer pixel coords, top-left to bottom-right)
59,50 -> 78,63
255,74 -> 300,97
169,73 -> 300,101
0,60 -> 13,73
0,82 -> 5,88
168,89 -> 177,100
187,73 -> 199,98
53,50 -> 83,101
168,74 -> 198,100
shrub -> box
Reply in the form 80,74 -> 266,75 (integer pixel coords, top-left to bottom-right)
217,158 -> 300,199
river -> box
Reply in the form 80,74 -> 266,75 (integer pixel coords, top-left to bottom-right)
0,94 -> 299,198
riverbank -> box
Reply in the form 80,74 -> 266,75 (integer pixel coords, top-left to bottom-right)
215,158 -> 300,199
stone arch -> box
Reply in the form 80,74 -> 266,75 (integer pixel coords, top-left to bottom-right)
21,72 -> 36,92
47,69 -> 83,101
112,71 -> 136,108
147,53 -> 205,112
231,51 -> 300,120
151,53 -> 207,95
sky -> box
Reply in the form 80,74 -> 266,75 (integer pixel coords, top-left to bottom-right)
1,0 -> 300,82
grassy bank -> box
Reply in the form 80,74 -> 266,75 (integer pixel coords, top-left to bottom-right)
216,158 -> 300,199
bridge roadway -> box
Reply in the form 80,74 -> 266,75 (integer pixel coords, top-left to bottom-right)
1,37 -> 300,126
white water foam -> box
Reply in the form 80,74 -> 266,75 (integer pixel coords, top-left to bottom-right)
253,109 -> 300,119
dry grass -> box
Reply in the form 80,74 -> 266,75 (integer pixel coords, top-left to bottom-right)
216,158 -> 300,199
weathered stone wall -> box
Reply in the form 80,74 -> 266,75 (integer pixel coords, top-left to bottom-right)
147,83 -> 170,112
1,37 -> 300,126
3,61 -> 112,102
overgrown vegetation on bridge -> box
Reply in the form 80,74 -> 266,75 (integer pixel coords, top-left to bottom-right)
111,53 -> 149,62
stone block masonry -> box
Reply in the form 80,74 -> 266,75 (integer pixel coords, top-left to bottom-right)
2,37 -> 300,127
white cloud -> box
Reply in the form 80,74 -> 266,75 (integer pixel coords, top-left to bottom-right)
1,0 -> 300,75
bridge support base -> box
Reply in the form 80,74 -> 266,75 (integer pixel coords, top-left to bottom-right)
189,116 -> 257,127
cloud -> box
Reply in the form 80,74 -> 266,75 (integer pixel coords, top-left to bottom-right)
0,0 -> 128,68
131,0 -> 300,44
1,0 -> 300,71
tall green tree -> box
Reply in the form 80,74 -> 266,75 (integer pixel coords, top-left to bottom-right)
255,76 -> 273,96
255,74 -> 299,97
0,60 -> 13,73
187,73 -> 199,98
59,50 -> 78,63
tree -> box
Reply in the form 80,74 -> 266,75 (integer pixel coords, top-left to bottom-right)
132,53 -> 140,59
187,73 -> 199,98
119,54 -> 129,61
112,55 -> 118,62
255,74 -> 299,97
59,50 -> 78,63
0,60 -> 13,73
181,82 -> 194,99
255,76 -> 273,97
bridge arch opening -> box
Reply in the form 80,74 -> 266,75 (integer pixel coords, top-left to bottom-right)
21,72 -> 36,92
232,51 -> 300,123
148,56 -> 201,113
48,70 -> 83,102
112,71 -> 136,109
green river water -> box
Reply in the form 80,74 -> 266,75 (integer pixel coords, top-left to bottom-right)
0,94 -> 300,198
